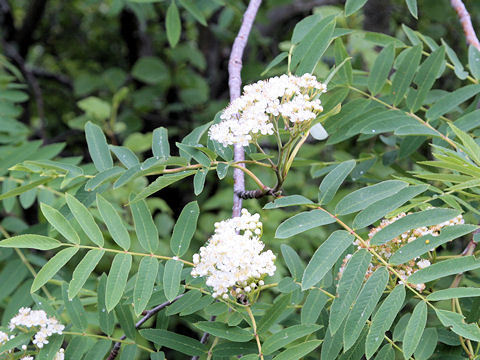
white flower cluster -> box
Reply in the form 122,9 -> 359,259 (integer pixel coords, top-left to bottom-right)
209,74 -> 327,146
339,210 -> 464,292
191,209 -> 276,299
6,307 -> 65,352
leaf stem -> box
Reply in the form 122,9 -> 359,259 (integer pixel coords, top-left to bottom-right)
246,306 -> 264,360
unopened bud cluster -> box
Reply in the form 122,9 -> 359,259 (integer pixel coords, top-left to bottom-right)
209,74 -> 327,146
0,307 -> 65,359
191,209 -> 276,299
339,211 -> 464,292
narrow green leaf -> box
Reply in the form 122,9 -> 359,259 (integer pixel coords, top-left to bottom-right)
296,20 -> 336,75
66,193 -> 104,247
374,344 -> 395,360
469,45 -> 480,80
343,267 -> 389,351
163,259 -> 183,301
152,127 -> 170,159
97,194 -> 130,250
406,0 -> 417,18
178,0 -> 206,26
435,309 -> 480,341
0,234 -> 61,250
98,273 -> 115,336
352,185 -> 428,229
275,209 -> 335,239
37,334 -> 64,360
263,324 -> 321,355
409,45 -> 445,112
176,143 -> 211,167
264,195 -> 313,209
193,322 -> 252,342
84,339 -> 111,359
390,224 -> 477,265
302,230 -> 354,290
140,329 -> 208,356
62,283 -> 87,331
345,0 -> 368,16
166,291 -> 201,315
365,285 -> 406,358
329,249 -> 371,335
272,340 -> 322,360
321,321 -> 345,360
120,344 -> 138,360
261,52 -> 288,76
130,171 -> 195,204
170,201 -> 199,257
166,0 -> 181,47
193,169 -> 207,195
427,84 -> 480,119
301,289 -> 329,325
402,301 -> 427,359
69,249 -> 104,299
134,257 -> 159,316
130,197 -> 159,253
0,177 -> 51,200
414,328 -> 437,360
442,39 -> 468,80
427,287 -> 480,301
85,166 -> 124,191
392,44 -> 422,105
31,247 -> 78,292
106,253 -> 132,312
257,294 -> 291,334
116,304 -> 136,340
109,145 -> 139,168
368,44 -> 395,95
408,256 -> 480,284
450,123 -> 480,166
335,180 -> 408,215
64,336 -> 89,360
334,38 -> 353,84
281,244 -> 305,281
318,160 -> 356,205
85,121 -> 113,171
370,208 -> 461,245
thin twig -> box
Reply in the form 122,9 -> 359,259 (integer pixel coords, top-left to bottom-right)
451,0 -> 480,50
229,0 -> 263,219
106,294 -> 184,360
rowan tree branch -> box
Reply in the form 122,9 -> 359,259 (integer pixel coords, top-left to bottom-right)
451,0 -> 480,50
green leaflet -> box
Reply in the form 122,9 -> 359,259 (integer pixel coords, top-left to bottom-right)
166,0 -> 181,48
275,209 -> 335,239
68,249 -> 105,300
271,340 -> 322,360
374,344 -> 395,360
468,45 -> 480,80
352,185 -> 428,229
329,249 -> 371,335
345,0 -> 368,16
264,195 -> 313,209
85,121 -> 113,172
31,247 -> 78,293
109,145 -> 139,168
130,171 -> 196,204
389,224 -> 477,265
178,0 -> 206,26
301,288 -> 329,325
170,201 -> 199,257
335,180 -> 408,215
406,0 -> 418,18
435,309 -> 480,341
193,168 -> 207,195
97,194 -> 130,250
98,273 -> 115,336
0,177 -> 51,200
62,283 -> 87,331
0,234 -> 61,250
318,160 -> 356,205
370,208 -> 461,245
368,43 -> 395,95
116,303 -> 136,339
392,44 -> 422,105
66,193 -> 104,247
130,197 -> 159,253
257,294 -> 291,334
140,329 -> 208,356
365,285 -> 405,358
408,45 -> 445,112
302,230 -> 354,290
85,166 -> 124,191
402,301 -> 427,359
263,324 -> 322,355
163,259 -> 183,301
427,84 -> 480,119
280,244 -> 305,281
408,256 -> 480,284
343,267 -> 389,351
193,322 -> 252,342
427,287 -> 480,301
414,328 -> 438,360
133,257 -> 159,316
106,253 -> 132,312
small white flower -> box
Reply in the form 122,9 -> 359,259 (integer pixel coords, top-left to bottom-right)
0,331 -> 8,345
54,348 -> 65,360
